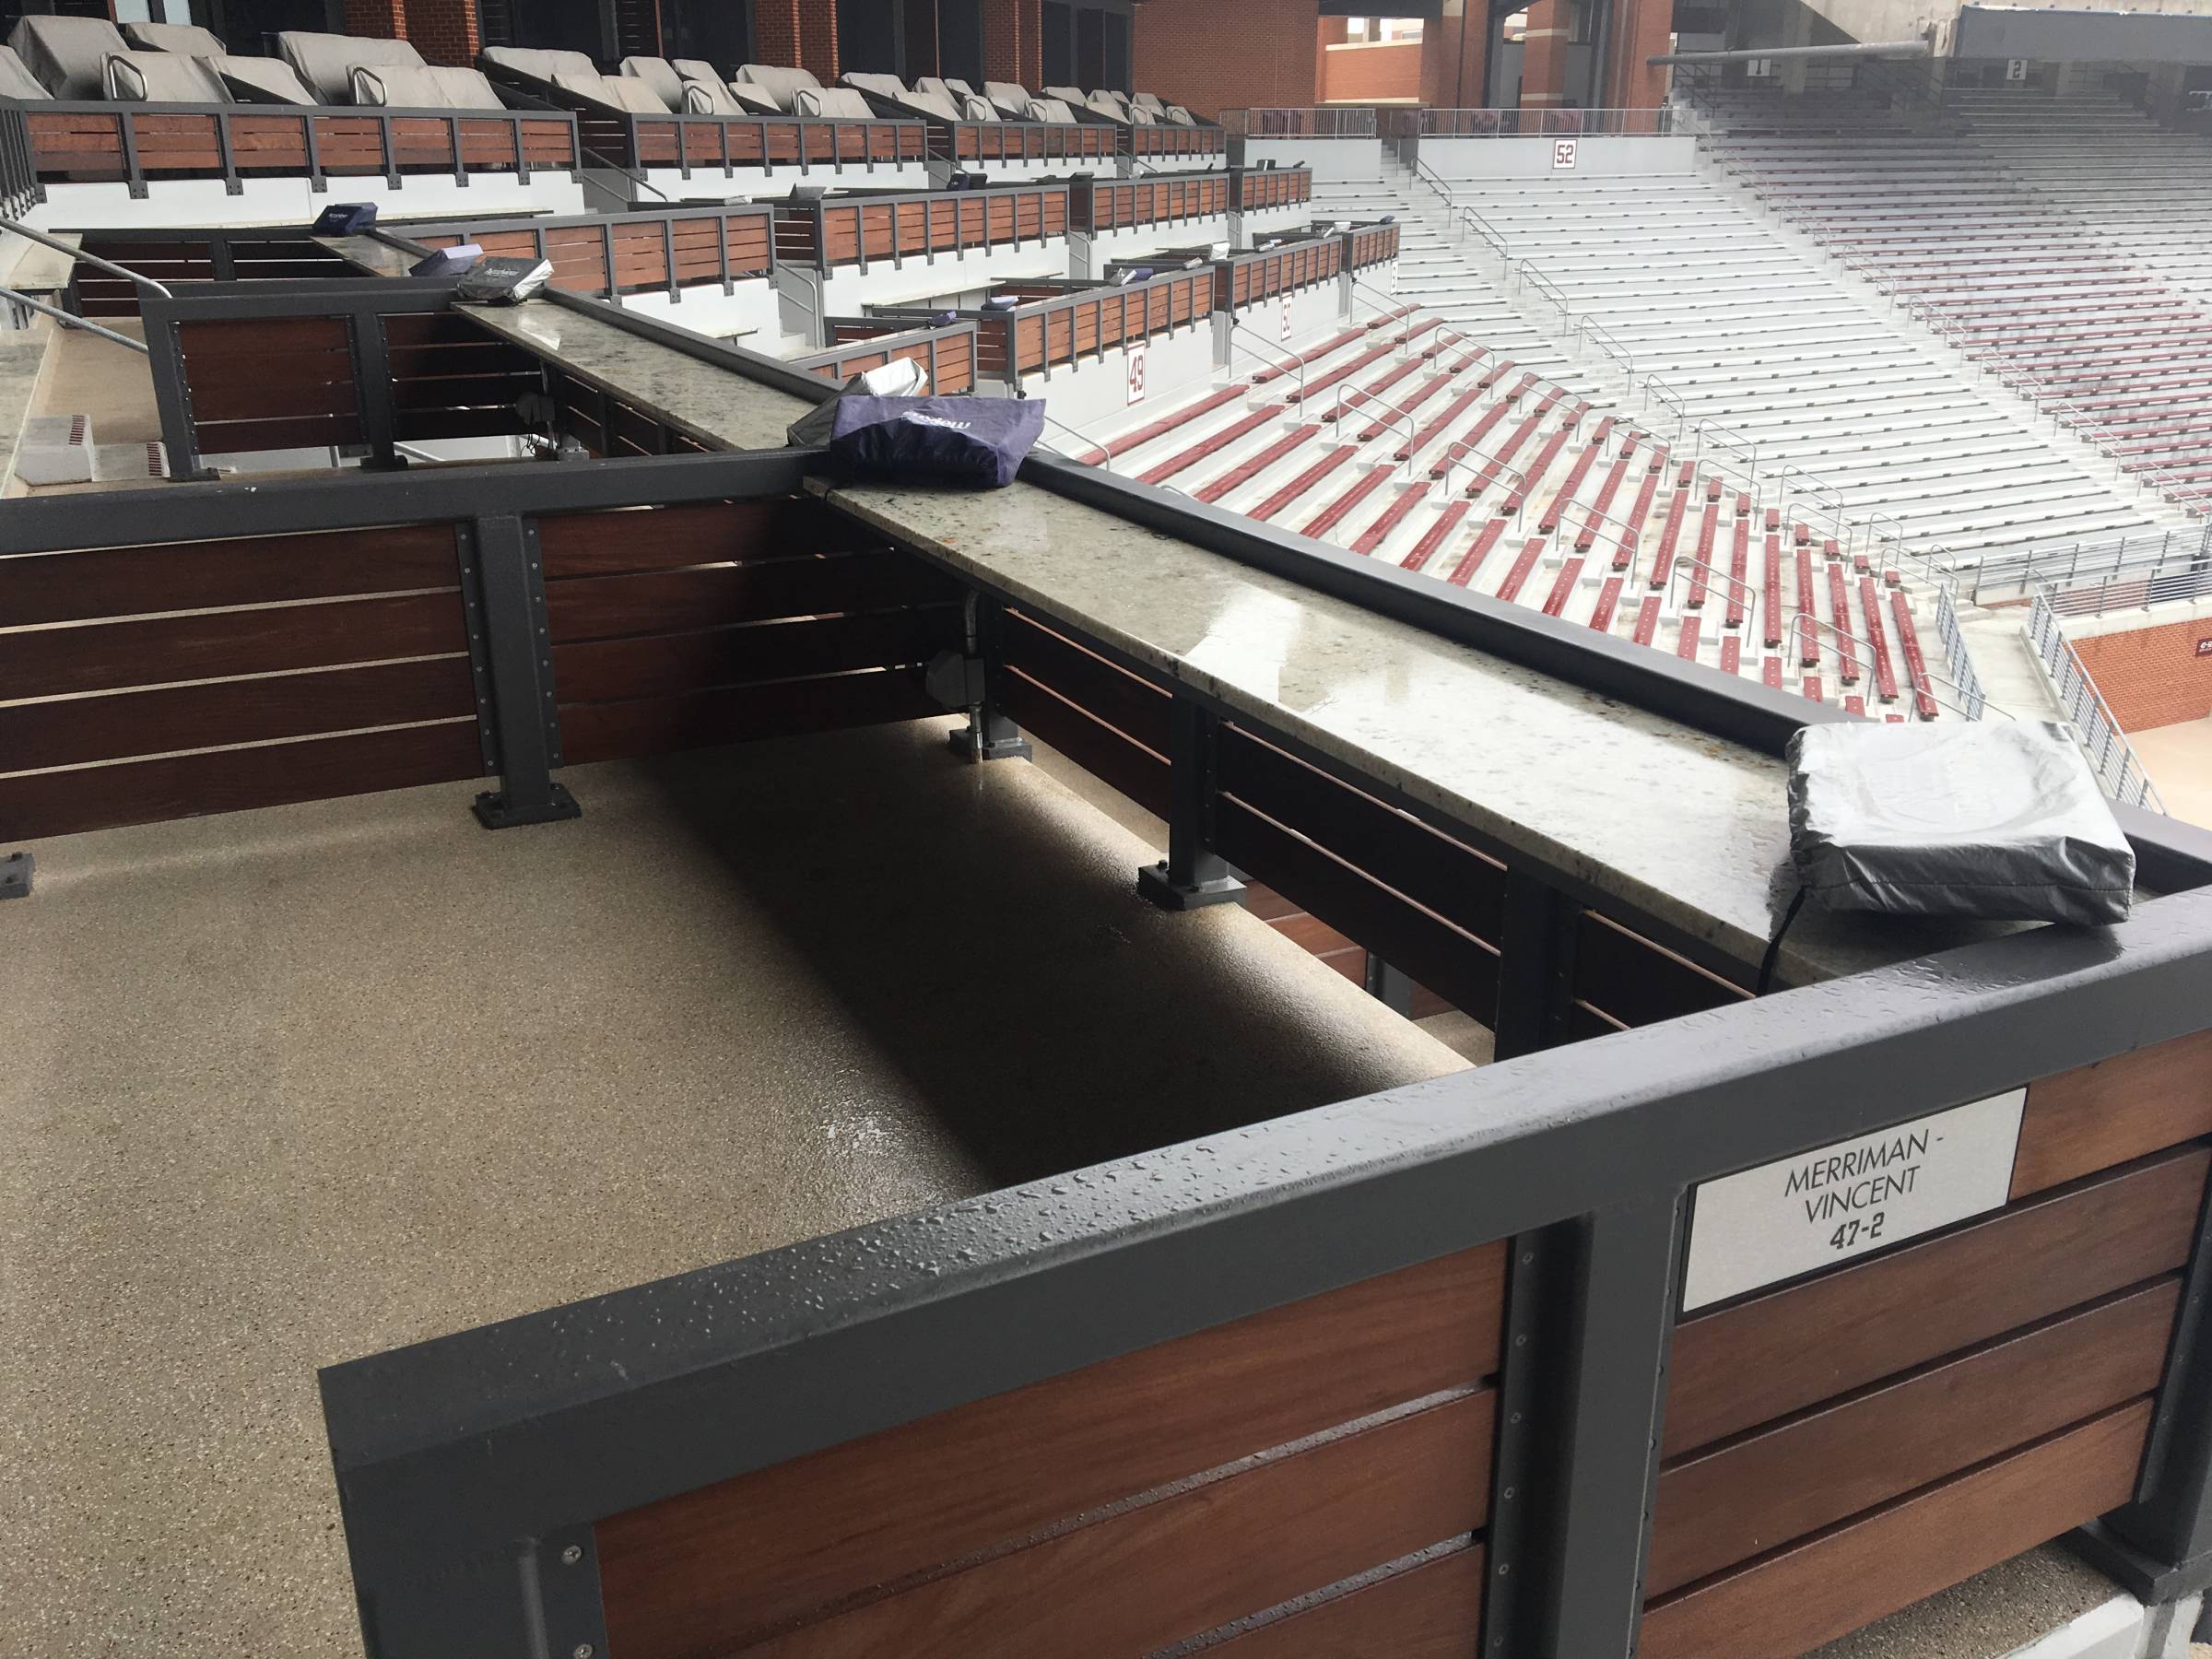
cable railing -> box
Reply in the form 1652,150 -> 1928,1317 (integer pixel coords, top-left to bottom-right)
1964,524 -> 2212,605
1933,584 -> 1989,719
1416,108 -> 1677,138
2027,592 -> 2170,811
2043,560 -> 2212,618
1223,108 -> 1379,139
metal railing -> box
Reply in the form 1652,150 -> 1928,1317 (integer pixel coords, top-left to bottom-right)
1229,320 -> 1310,408
0,285 -> 148,354
2028,593 -> 2170,810
1964,524 -> 2212,606
1933,584 -> 1988,719
0,98 -> 38,221
370,204 -> 777,303
1224,108 -> 1380,139
0,218 -> 173,300
1417,107 -> 1677,138
791,319 -> 981,399
2045,561 -> 2212,619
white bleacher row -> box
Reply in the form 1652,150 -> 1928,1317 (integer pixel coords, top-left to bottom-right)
1054,299 -> 1953,720
1434,171 -> 2170,561
1695,88 -> 2212,514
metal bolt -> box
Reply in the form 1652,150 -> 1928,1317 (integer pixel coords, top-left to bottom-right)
573,1646 -> 594,1659
560,1545 -> 582,1566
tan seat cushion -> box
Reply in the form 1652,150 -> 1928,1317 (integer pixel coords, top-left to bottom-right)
8,15 -> 130,99
0,44 -> 52,100
793,86 -> 873,120
105,49 -> 229,104
735,63 -> 819,112
208,54 -> 315,104
121,22 -> 226,57
618,54 -> 682,109
841,71 -> 906,100
278,30 -> 421,102
477,45 -> 597,88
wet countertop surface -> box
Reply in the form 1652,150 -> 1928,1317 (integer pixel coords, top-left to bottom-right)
322,263 -> 2040,982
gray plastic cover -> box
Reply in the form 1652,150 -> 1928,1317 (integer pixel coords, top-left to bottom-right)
1786,721 -> 2135,926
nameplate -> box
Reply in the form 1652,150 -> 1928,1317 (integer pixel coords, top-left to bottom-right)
1680,1090 -> 2027,1312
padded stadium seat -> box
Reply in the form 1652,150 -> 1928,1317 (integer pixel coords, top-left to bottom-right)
735,63 -> 819,112
551,69 -> 666,114
619,54 -> 685,108
1132,91 -> 1164,112
105,49 -> 229,103
280,30 -> 422,103
794,86 -> 873,119
352,64 -> 504,110
477,45 -> 596,89
918,76 -> 974,100
9,15 -> 128,98
983,78 -> 1033,115
1043,84 -> 1087,104
1027,95 -> 1081,124
211,54 -> 316,104
0,44 -> 51,100
120,21 -> 225,56
841,70 -> 907,100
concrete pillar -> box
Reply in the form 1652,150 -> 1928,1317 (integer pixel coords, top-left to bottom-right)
1521,0 -> 1568,105
1315,14 -> 1348,104
401,0 -> 481,65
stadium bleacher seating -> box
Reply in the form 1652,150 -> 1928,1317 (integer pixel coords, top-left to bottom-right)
1693,86 -> 2212,516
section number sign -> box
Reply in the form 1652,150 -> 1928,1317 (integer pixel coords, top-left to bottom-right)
1681,1089 -> 2026,1312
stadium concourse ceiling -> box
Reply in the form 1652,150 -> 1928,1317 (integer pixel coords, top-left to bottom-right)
1947,0 -> 2212,59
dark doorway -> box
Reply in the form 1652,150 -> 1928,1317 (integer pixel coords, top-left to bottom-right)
937,0 -> 982,85
1101,7 -> 1129,91
660,0 -> 753,69
1075,4 -> 1102,86
839,0 -> 900,74
191,0 -> 340,55
505,0 -> 610,57
1041,0 -> 1072,84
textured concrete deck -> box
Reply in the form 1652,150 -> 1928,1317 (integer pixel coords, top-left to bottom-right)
2136,718 -> 2212,835
0,717 -> 1467,1657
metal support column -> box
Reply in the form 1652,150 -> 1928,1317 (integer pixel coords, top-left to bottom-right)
468,514 -> 582,830
1137,698 -> 1245,911
1493,869 -> 1580,1060
1363,951 -> 1416,1016
1493,1194 -> 1686,1658
944,594 -> 1032,763
2072,1175 -> 2212,1604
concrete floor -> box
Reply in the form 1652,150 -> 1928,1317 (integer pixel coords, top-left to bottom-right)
0,717 -> 1469,1657
1808,1547 -> 2126,1658
2134,717 -> 2212,834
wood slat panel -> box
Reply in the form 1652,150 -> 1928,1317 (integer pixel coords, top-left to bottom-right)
0,592 -> 466,701
0,721 -> 484,841
597,1246 -> 1504,1659
1213,797 -> 1501,1020
1648,1277 -> 2181,1596
0,657 -> 475,772
1217,725 -> 1505,947
555,609 -> 957,704
736,1390 -> 1493,1659
2012,1030 -> 2212,1198
1571,910 -> 1749,1028
997,668 -> 1171,815
555,668 -> 938,766
1196,1546 -> 1486,1657
999,611 -> 1171,756
1665,1147 -> 2208,1456
545,553 -> 949,643
535,500 -> 865,578
0,525 -> 459,627
1639,1400 -> 2154,1659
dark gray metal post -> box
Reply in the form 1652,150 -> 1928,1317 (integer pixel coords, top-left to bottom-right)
1509,1193 -> 1686,1658
468,514 -> 582,830
0,850 -> 31,900
2072,1175 -> 2212,1605
1363,952 -> 1416,1016
946,594 -> 1032,764
1493,868 -> 1580,1060
1138,699 -> 1245,910
348,312 -> 405,471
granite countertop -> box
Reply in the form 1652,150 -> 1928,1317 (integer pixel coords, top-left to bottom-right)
304,271 -> 2044,983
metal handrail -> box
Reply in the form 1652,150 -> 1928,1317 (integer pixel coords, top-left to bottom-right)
0,285 -> 148,354
1,218 -> 173,299
1229,321 -> 1310,408
1415,107 -> 1676,139
2028,593 -> 2170,810
2045,561 -> 2212,618
1037,406 -> 1115,471
1574,314 -> 1633,382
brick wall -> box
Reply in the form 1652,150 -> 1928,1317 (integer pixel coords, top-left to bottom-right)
1318,39 -> 1420,104
1130,0 -> 1318,120
2070,615 -> 2212,732
756,0 -> 841,78
983,0 -> 1040,90
1420,0 -> 1488,112
1519,0 -> 1567,104
344,0 -> 406,40
402,0 -> 479,65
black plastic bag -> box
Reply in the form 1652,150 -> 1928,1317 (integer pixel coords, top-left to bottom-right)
819,395 -> 1045,489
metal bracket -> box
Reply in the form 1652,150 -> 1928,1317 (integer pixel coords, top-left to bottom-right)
534,1527 -> 611,1659
1137,699 -> 1244,910
468,514 -> 582,830
0,851 -> 31,900
2068,1522 -> 2212,1606
946,598 -> 1031,763
1477,1225 -> 1571,1656
1363,952 -> 1416,1016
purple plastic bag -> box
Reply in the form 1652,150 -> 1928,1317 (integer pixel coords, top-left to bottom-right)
825,395 -> 1045,489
